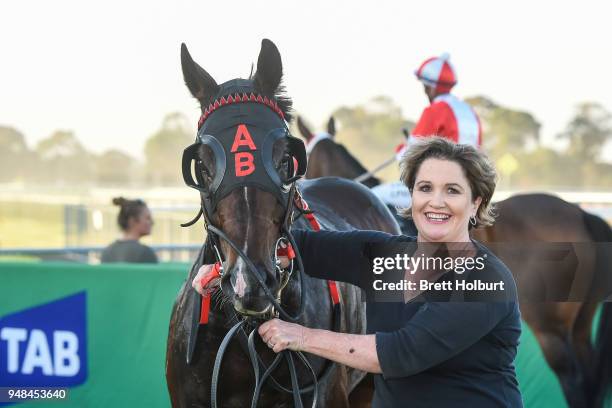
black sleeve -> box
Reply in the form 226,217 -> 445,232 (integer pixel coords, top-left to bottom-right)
291,229 -> 406,288
375,302 -> 511,379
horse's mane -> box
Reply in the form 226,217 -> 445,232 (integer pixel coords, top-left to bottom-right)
334,141 -> 370,175
329,141 -> 380,186
264,84 -> 293,122
250,74 -> 293,122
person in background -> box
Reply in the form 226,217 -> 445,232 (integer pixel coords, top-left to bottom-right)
395,53 -> 482,159
383,54 -> 482,235
100,197 -> 158,263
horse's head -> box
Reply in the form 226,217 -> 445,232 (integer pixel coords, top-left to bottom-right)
297,116 -> 380,187
181,40 -> 307,317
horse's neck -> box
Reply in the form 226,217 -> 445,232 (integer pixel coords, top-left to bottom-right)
324,142 -> 381,187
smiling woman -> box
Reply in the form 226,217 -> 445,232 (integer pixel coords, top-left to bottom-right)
196,137 -> 523,407
398,136 -> 497,242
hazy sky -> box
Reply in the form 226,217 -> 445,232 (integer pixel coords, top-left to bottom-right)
3,0 -> 612,161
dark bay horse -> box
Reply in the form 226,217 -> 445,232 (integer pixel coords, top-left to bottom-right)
297,117 -> 612,408
165,41 -> 399,408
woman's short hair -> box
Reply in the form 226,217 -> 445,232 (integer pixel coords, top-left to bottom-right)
399,137 -> 497,228
112,197 -> 147,231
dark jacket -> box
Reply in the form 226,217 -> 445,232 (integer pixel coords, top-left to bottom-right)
292,229 -> 523,408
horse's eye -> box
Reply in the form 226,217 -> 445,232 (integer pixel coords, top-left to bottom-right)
197,160 -> 214,185
200,162 -> 210,177
277,154 -> 290,170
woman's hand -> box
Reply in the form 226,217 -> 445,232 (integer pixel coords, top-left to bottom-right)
258,318 -> 307,353
260,320 -> 382,373
191,264 -> 220,295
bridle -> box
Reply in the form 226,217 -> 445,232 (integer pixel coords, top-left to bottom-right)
181,89 -> 308,321
181,87 -> 333,407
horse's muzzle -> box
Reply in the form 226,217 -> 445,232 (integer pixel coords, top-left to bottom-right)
233,299 -> 273,317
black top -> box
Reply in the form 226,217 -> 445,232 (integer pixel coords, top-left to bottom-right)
292,229 -> 523,408
100,240 -> 158,264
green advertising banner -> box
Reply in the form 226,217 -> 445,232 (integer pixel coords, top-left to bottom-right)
0,262 -> 186,407
0,261 -> 593,407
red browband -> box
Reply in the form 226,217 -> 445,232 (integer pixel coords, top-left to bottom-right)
198,92 -> 285,129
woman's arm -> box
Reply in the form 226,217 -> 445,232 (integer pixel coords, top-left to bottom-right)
375,302 -> 512,379
292,229 -> 406,287
258,318 -> 382,374
192,229 -> 404,294
259,301 -> 515,379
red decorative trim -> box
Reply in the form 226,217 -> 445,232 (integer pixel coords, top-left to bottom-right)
197,92 -> 286,129
200,294 -> 212,324
276,244 -> 296,260
199,262 -> 222,325
294,193 -> 340,306
328,280 -> 340,305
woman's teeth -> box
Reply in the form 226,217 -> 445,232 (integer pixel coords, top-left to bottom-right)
426,212 -> 450,220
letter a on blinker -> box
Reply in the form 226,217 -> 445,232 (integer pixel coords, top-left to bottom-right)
230,124 -> 257,152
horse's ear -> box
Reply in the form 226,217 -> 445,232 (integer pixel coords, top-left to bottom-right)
181,43 -> 219,108
327,116 -> 336,137
297,116 -> 314,141
253,39 -> 283,95
402,128 -> 410,139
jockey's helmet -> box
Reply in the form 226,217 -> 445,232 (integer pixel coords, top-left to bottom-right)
414,53 -> 457,94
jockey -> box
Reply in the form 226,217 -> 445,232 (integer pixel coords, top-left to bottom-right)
395,53 -> 482,159
380,54 -> 482,235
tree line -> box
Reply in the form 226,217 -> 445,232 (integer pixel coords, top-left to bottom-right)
1,98 -> 611,189
330,96 -> 612,190
0,112 -> 192,187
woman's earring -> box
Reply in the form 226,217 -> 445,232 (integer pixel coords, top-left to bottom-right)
469,216 -> 477,227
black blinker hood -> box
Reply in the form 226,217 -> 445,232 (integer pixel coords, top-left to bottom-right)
182,80 -> 307,216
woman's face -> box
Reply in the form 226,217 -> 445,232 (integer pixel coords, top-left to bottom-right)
130,207 -> 154,237
411,158 -> 481,243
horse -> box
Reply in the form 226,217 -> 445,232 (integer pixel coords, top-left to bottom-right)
297,116 -> 415,236
297,117 -> 612,408
297,116 -> 380,188
165,40 -> 399,408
